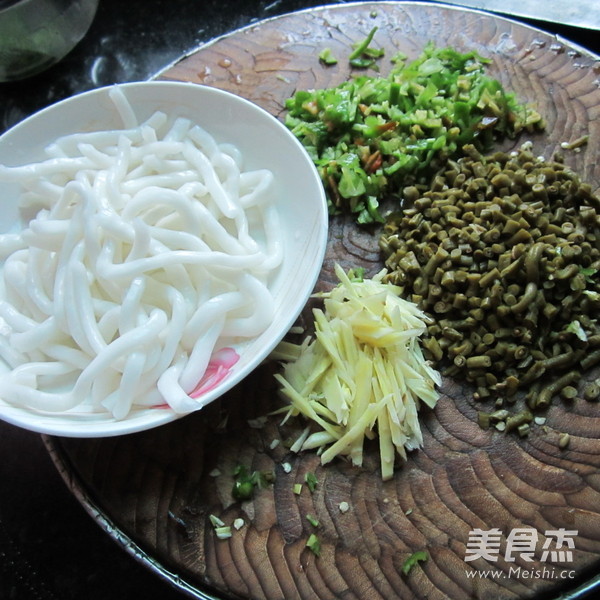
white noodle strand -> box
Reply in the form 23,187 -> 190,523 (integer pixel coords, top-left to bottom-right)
0,87 -> 282,419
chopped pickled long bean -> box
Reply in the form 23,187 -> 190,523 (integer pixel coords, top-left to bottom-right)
380,142 -> 600,423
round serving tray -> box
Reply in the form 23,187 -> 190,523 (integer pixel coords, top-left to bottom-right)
45,3 -> 600,599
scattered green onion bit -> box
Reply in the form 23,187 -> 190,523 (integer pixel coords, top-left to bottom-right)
402,550 -> 428,575
293,483 -> 303,495
209,514 -> 225,528
232,465 -> 274,501
306,533 -> 322,557
232,480 -> 254,501
306,514 -> 320,528
215,526 -> 232,540
305,472 -> 318,493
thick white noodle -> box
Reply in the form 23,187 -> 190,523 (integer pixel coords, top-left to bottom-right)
0,86 -> 282,419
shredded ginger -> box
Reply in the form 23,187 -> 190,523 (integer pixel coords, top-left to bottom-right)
275,263 -> 441,480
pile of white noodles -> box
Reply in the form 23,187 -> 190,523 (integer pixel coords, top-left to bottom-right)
0,87 -> 282,419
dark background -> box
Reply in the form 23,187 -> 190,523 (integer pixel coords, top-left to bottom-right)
0,1 -> 599,599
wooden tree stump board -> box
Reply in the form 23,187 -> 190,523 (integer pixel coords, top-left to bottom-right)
46,3 -> 600,599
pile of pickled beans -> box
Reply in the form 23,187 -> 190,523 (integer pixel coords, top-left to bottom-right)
380,142 -> 600,434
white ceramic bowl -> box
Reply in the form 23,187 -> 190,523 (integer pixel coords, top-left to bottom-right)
0,81 -> 328,437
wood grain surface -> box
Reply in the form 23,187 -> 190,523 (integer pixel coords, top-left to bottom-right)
47,3 -> 600,599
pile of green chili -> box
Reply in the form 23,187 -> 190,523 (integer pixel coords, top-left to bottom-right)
285,42 -> 543,224
379,142 -> 600,432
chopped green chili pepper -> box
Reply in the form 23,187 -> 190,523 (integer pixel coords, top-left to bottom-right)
319,47 -> 338,66
348,26 -> 382,68
285,42 -> 543,224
